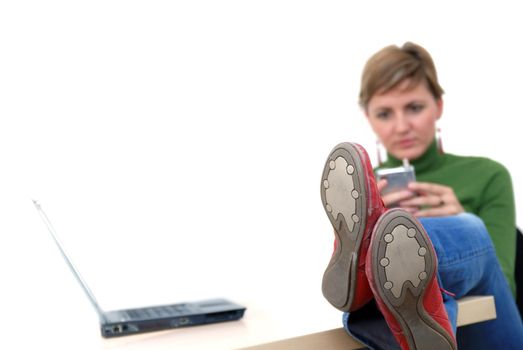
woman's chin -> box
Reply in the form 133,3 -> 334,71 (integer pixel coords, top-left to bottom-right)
390,147 -> 424,161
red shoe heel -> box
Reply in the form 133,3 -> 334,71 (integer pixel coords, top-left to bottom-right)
321,142 -> 385,312
366,209 -> 457,350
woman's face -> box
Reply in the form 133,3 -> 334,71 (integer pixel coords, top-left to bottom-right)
365,80 -> 443,161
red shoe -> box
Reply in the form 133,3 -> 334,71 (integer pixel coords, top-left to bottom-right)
366,208 -> 457,350
320,142 -> 386,312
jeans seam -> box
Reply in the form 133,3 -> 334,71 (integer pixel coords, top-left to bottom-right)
437,246 -> 494,268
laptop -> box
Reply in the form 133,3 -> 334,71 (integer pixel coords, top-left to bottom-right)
32,200 -> 246,338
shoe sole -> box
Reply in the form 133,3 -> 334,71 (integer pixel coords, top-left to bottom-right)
370,209 -> 456,350
320,143 -> 367,311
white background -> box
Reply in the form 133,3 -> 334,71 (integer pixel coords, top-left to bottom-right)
1,1 -> 522,349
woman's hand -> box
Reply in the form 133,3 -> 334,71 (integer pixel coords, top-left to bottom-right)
377,179 -> 464,217
401,182 -> 464,217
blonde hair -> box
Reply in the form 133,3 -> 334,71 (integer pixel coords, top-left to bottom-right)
359,42 -> 444,109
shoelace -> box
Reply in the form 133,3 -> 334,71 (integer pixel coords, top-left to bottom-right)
440,287 -> 456,297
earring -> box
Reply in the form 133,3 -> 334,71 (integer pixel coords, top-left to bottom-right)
376,139 -> 384,166
436,127 -> 444,154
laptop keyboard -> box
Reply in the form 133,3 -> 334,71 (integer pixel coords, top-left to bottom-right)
126,304 -> 193,320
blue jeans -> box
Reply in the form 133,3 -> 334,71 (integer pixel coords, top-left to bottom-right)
343,213 -> 523,349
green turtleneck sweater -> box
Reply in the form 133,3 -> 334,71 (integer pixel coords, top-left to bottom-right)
377,140 -> 516,295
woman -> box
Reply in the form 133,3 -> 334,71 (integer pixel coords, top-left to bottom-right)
364,43 -> 516,295
320,42 -> 523,349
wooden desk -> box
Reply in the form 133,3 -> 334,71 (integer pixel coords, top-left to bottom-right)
241,295 -> 496,350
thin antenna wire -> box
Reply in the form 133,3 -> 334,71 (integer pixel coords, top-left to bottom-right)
32,199 -> 106,322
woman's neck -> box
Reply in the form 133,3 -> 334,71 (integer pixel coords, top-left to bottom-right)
383,139 -> 442,173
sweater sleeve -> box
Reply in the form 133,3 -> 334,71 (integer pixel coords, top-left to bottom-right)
477,162 -> 517,295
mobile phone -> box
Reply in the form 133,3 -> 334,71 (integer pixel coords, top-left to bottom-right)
375,161 -> 416,196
